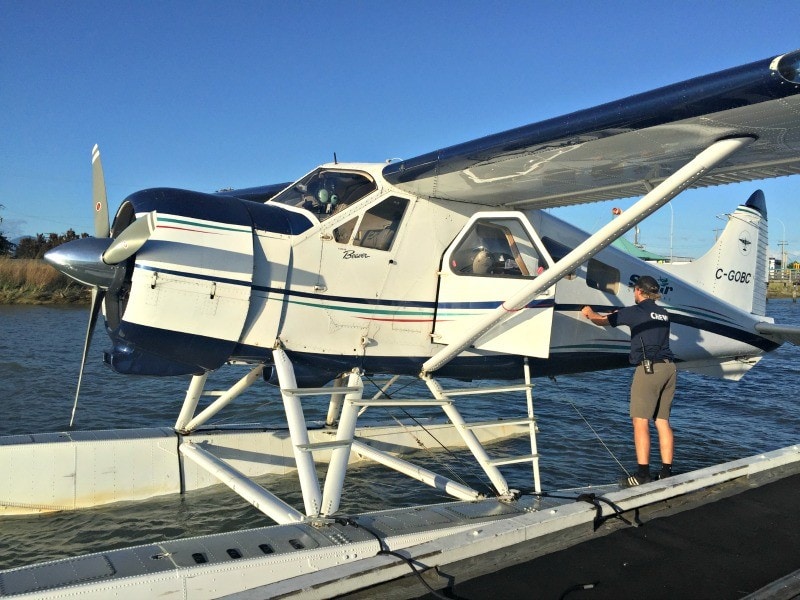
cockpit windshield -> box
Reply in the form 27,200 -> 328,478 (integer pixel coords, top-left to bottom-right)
270,168 -> 377,221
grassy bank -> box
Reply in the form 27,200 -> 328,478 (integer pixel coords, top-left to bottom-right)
0,258 -> 89,304
768,280 -> 799,299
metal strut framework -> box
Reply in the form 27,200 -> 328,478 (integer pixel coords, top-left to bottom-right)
271,348 -> 542,517
170,349 -> 544,524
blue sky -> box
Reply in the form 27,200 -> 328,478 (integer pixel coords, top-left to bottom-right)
1,1 -> 799,261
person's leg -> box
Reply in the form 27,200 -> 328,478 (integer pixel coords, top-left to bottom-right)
654,418 -> 673,463
623,368 -> 654,486
654,363 -> 677,477
633,417 -> 651,465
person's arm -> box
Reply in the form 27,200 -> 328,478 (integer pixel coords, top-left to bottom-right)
581,305 -> 611,326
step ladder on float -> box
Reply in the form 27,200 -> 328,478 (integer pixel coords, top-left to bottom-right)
174,348 -> 543,525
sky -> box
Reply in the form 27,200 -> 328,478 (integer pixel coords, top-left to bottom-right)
1,1 -> 799,262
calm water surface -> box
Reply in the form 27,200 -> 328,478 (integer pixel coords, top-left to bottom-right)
1,301 -> 798,569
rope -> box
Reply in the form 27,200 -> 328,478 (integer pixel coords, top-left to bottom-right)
362,374 -> 496,496
337,516 -> 468,600
549,376 -> 631,478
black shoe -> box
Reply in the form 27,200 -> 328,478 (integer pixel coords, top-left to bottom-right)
619,473 -> 652,488
655,470 -> 672,481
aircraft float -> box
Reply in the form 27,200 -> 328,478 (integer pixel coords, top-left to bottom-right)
1,49 -> 800,599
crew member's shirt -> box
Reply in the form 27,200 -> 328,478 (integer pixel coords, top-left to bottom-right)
607,298 -> 674,365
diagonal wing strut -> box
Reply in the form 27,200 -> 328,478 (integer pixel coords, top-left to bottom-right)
421,136 -> 756,375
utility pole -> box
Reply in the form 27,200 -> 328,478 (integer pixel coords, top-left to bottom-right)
778,240 -> 788,279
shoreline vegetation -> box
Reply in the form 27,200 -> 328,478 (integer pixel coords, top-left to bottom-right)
0,258 -> 796,305
0,258 -> 89,304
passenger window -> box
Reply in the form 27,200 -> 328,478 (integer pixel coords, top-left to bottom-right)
542,236 -> 619,290
587,258 -> 620,294
541,236 -> 570,262
270,169 -> 376,221
334,217 -> 358,243
450,219 -> 544,277
540,236 -> 579,281
351,196 -> 408,251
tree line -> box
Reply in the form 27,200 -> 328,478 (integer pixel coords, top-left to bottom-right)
9,230 -> 90,259
0,204 -> 7,255
1,206 -> 89,259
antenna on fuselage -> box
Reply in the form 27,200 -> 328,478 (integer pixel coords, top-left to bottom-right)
333,152 -> 338,164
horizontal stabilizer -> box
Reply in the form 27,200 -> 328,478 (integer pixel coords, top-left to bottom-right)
755,322 -> 800,346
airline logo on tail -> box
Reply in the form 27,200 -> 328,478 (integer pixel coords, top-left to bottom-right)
739,231 -> 752,255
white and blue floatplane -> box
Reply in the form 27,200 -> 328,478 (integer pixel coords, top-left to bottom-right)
2,50 -> 800,598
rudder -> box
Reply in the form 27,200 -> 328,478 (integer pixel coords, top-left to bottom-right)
661,190 -> 768,316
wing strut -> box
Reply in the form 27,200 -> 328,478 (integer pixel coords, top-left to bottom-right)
422,136 -> 756,375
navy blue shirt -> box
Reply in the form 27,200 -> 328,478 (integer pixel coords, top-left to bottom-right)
607,298 -> 673,365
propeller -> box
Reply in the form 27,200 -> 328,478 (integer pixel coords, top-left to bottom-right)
71,286 -> 104,426
92,144 -> 110,238
44,145 -> 157,426
70,143 -> 110,426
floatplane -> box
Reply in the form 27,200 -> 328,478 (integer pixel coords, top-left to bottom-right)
3,51 -> 800,598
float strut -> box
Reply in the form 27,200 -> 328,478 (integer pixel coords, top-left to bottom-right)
320,370 -> 364,515
273,348 -> 322,517
174,373 -> 208,432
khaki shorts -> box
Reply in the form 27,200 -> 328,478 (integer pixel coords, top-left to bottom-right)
630,361 -> 677,420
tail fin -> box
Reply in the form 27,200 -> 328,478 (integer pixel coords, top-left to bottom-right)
661,190 -> 768,315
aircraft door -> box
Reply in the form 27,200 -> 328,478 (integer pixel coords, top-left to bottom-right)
435,214 -> 554,357
314,195 -> 410,349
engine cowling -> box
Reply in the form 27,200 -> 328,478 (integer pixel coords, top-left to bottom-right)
102,187 -> 311,375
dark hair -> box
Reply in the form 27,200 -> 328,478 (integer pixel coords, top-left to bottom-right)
636,275 -> 661,297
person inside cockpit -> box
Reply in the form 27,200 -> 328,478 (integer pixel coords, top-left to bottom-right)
300,176 -> 339,215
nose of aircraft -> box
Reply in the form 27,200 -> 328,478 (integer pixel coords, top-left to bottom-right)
44,237 -> 117,288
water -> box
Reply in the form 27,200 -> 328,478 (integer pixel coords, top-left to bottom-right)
1,301 -> 799,570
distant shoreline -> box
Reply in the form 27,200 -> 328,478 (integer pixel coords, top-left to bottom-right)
768,281 -> 799,300
0,258 -> 88,305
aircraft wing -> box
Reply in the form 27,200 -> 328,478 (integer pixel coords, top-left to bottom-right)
755,322 -> 800,346
383,51 -> 800,208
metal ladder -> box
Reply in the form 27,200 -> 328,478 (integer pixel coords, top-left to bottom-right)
419,357 -> 541,496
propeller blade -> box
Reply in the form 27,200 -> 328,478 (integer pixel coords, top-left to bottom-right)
102,211 -> 156,264
92,144 -> 110,239
70,287 -> 105,427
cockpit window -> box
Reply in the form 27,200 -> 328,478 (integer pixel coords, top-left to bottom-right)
450,218 -> 545,277
270,169 -> 376,221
